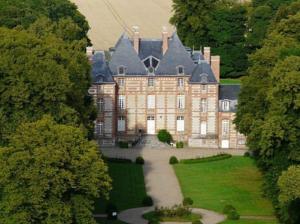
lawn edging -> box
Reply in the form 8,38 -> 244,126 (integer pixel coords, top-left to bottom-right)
180,153 -> 232,164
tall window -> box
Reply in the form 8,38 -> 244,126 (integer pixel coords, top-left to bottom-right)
147,95 -> 155,109
202,85 -> 207,92
148,78 -> 155,87
222,100 -> 230,111
200,121 -> 207,135
177,66 -> 184,75
97,98 -> 104,112
222,120 -> 230,135
177,116 -> 185,132
95,122 -> 103,136
118,78 -> 125,87
118,116 -> 125,132
177,95 -> 185,109
118,95 -> 125,110
200,98 -> 207,112
178,78 -> 184,87
118,66 -> 125,75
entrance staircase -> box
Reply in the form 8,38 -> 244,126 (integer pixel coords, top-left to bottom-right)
135,135 -> 172,150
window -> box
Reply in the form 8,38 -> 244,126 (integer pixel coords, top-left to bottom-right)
200,98 -> 207,112
177,116 -> 185,132
97,98 -> 104,112
222,120 -> 230,135
95,122 -> 103,136
200,74 -> 208,83
222,100 -> 230,111
148,67 -> 155,74
177,66 -> 184,75
143,56 -> 160,71
118,66 -> 125,75
238,139 -> 245,145
202,85 -> 207,91
118,116 -> 125,132
147,95 -> 155,109
148,78 -> 155,87
178,78 -> 184,87
200,121 -> 207,135
118,78 -> 125,86
118,95 -> 125,110
177,95 -> 185,109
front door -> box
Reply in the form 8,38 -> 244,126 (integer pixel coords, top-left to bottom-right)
147,116 -> 155,135
221,140 -> 229,149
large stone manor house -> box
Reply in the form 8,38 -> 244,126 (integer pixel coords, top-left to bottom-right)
87,28 -> 246,149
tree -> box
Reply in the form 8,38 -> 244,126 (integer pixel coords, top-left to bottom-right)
0,116 -> 111,224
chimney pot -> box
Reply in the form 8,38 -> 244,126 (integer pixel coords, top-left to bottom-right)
133,26 -> 140,53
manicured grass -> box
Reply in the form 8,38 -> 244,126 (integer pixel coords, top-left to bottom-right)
174,157 -> 274,216
143,211 -> 201,223
94,162 -> 147,214
220,79 -> 241,84
220,219 -> 278,224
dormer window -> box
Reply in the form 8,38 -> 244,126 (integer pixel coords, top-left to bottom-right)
222,100 -> 230,111
200,74 -> 208,83
148,66 -> 155,74
118,66 -> 125,75
143,56 -> 160,73
177,66 -> 184,75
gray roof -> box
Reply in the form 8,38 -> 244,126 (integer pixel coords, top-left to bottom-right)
139,39 -> 163,60
92,51 -> 114,83
109,35 -> 147,75
192,51 -> 205,63
190,62 -> 218,83
155,33 -> 196,75
219,85 -> 241,100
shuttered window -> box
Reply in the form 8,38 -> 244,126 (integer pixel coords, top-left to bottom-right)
118,95 -> 125,110
177,116 -> 185,132
118,116 -> 126,132
200,121 -> 207,135
147,95 -> 155,109
200,98 -> 207,112
222,120 -> 230,135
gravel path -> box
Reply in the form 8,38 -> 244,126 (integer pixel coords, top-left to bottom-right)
102,147 -> 245,224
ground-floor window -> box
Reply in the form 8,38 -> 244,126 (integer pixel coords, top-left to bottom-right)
177,116 -> 184,132
200,121 -> 207,135
95,122 -> 103,136
118,116 -> 125,132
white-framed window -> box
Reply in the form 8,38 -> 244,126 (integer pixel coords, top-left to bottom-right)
147,95 -> 156,109
97,98 -> 104,112
177,66 -> 184,75
177,95 -> 185,109
178,78 -> 184,87
148,78 -> 155,87
118,78 -> 125,86
222,100 -> 230,111
222,120 -> 230,135
177,116 -> 185,132
200,98 -> 207,112
95,122 -> 103,136
143,56 -> 160,70
118,116 -> 126,132
118,66 -> 125,75
118,95 -> 125,110
200,121 -> 207,135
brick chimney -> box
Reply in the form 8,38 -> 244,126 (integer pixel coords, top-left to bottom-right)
132,26 -> 140,53
162,26 -> 169,55
204,47 -> 211,64
86,46 -> 94,57
211,55 -> 220,82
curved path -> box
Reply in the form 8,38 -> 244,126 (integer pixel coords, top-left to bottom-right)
102,147 -> 245,224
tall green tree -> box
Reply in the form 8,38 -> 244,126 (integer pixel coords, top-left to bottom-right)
0,116 -> 111,224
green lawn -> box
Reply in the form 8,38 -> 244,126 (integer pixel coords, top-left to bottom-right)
94,162 -> 147,214
220,219 -> 277,224
220,79 -> 241,84
174,157 -> 274,216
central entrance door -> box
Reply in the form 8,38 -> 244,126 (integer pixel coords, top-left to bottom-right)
147,116 -> 155,135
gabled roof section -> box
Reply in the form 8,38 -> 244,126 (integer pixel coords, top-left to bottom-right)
139,39 -> 163,60
190,62 -> 218,83
219,85 -> 241,100
109,34 -> 147,75
155,33 -> 196,75
91,51 -> 114,83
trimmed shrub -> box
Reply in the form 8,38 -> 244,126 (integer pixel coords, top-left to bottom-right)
169,156 -> 179,164
227,209 -> 240,220
135,156 -> 145,165
157,129 -> 172,143
155,204 -> 191,217
180,154 -> 232,164
142,195 -> 154,206
106,202 -> 118,220
223,204 -> 236,214
244,151 -> 250,157
192,220 -> 203,224
118,141 -> 129,148
183,197 -> 194,206
103,157 -> 132,163
176,141 -> 184,148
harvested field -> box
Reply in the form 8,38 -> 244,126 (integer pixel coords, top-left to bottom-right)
71,0 -> 175,50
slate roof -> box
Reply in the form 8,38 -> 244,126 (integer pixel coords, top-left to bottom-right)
108,35 -> 147,75
155,33 -> 196,75
192,51 -> 205,63
138,39 -> 163,60
219,85 -> 241,100
91,51 -> 114,83
190,61 -> 218,84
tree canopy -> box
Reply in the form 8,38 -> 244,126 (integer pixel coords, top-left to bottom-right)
0,116 -> 111,224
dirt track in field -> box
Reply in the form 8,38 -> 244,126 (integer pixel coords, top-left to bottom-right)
71,0 -> 175,50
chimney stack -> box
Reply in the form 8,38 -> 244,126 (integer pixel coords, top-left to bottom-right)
132,26 -> 140,53
162,26 -> 169,55
203,47 -> 211,64
86,46 -> 94,57
211,55 -> 220,82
